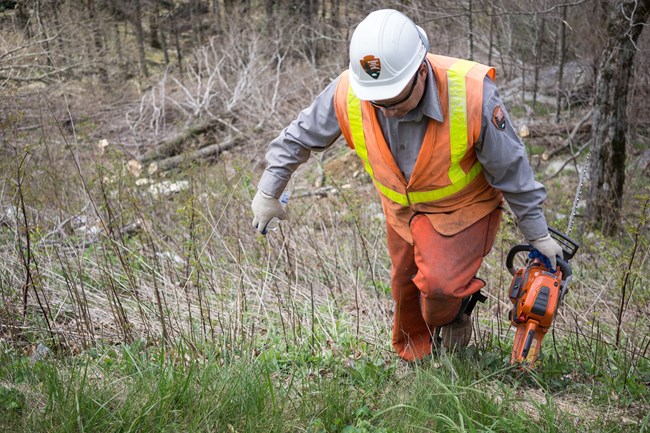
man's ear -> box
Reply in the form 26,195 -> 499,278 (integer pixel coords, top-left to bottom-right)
418,62 -> 427,77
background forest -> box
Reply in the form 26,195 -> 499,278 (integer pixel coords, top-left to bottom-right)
1,1 -> 649,432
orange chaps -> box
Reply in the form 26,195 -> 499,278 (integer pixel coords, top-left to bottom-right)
386,208 -> 502,361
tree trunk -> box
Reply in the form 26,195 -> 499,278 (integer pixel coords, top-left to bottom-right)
487,1 -> 494,66
520,61 -> 526,105
114,21 -> 126,76
555,5 -> 568,123
34,0 -> 53,67
87,0 -> 107,80
532,14 -> 545,109
172,14 -> 183,77
587,0 -> 650,235
133,0 -> 148,77
191,0 -> 203,46
467,0 -> 474,60
159,22 -> 169,66
51,0 -> 66,60
213,0 -> 222,33
150,2 -> 161,49
265,0 -> 274,32
16,0 -> 31,39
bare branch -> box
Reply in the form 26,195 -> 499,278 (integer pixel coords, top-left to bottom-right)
0,32 -> 61,61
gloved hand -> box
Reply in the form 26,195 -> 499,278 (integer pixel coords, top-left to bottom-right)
251,190 -> 286,234
529,233 -> 564,270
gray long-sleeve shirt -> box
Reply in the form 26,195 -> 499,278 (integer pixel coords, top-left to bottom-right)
258,61 -> 549,241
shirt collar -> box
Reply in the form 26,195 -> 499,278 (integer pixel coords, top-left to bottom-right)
402,60 -> 443,123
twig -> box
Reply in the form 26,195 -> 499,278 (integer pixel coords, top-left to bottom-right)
542,139 -> 591,182
543,109 -> 593,161
37,203 -> 90,244
292,186 -> 337,199
616,197 -> 649,347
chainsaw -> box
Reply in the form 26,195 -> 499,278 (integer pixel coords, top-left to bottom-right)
506,227 -> 579,366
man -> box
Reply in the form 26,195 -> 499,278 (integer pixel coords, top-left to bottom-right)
251,9 -> 563,361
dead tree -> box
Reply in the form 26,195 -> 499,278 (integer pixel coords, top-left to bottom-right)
133,0 -> 149,77
555,4 -> 568,123
587,0 -> 650,235
532,11 -> 546,109
468,0 -> 474,60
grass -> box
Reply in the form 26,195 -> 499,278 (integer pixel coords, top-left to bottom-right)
0,144 -> 648,431
0,329 -> 647,433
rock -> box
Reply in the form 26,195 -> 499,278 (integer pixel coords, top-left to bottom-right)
75,223 -> 102,237
157,251 -> 185,265
127,159 -> 143,177
30,343 -> 51,366
147,162 -> 159,175
518,124 -> 530,138
1,205 -> 18,227
135,178 -> 153,186
634,149 -> 650,176
148,180 -> 190,198
97,139 -> 109,155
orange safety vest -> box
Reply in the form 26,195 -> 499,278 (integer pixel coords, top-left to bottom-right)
334,54 -> 503,244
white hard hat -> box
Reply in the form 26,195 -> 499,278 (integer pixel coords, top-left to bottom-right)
349,9 -> 429,101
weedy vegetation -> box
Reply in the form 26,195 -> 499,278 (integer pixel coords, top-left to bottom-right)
1,2 -> 649,432
1,120 -> 647,431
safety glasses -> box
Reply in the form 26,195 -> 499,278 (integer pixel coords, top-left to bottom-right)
370,71 -> 419,109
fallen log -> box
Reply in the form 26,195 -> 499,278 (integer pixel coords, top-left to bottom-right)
137,120 -> 218,164
541,109 -> 593,161
146,136 -> 239,174
542,139 -> 591,182
525,119 -> 592,139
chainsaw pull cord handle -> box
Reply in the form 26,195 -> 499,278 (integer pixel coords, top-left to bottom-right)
506,244 -> 572,279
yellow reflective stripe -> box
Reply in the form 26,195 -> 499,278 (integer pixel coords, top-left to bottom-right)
346,87 -> 410,206
375,182 -> 409,206
447,59 -> 476,184
407,162 -> 483,204
346,87 -> 374,177
345,70 -> 483,208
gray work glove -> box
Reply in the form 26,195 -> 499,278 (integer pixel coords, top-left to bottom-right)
251,190 -> 286,234
529,233 -> 564,270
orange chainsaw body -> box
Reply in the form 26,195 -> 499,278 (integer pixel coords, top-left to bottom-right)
508,259 -> 564,366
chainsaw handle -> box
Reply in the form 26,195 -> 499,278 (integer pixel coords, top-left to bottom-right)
506,244 -> 572,279
556,257 -> 572,279
506,245 -> 533,275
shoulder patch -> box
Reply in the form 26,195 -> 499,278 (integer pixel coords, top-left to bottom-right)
491,105 -> 506,131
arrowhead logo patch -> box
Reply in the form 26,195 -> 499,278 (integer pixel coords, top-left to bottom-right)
360,55 -> 381,79
491,105 -> 506,131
